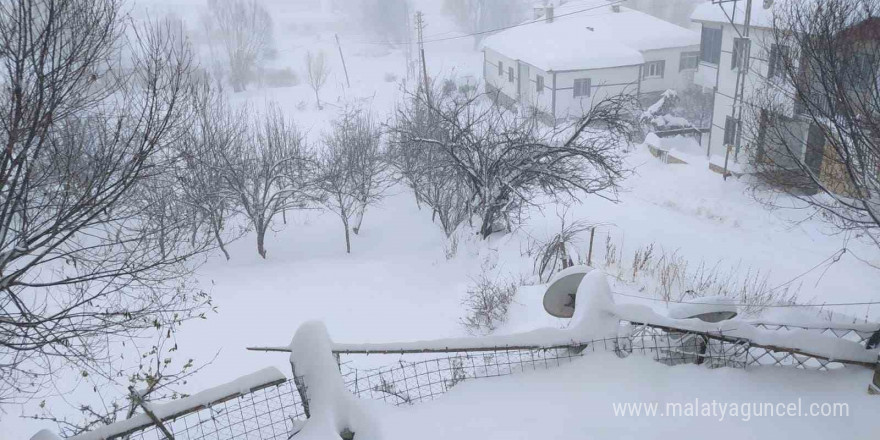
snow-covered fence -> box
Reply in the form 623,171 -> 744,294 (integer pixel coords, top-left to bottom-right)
63,369 -> 308,440
334,332 -> 755,407
749,321 -> 880,348
329,318 -> 877,407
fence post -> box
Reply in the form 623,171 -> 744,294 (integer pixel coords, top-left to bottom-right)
870,365 -> 880,395
129,386 -> 175,440
291,365 -> 311,418
587,227 -> 595,267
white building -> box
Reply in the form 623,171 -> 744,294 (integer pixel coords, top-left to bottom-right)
481,1 -> 700,123
690,1 -> 821,172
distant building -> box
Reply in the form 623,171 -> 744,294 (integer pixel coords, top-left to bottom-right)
691,1 -> 879,188
691,1 -> 781,171
481,0 -> 700,123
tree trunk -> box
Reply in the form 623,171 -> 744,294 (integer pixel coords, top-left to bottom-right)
352,204 -> 365,235
479,210 -> 495,239
214,226 -> 230,261
343,218 -> 351,254
256,223 -> 268,259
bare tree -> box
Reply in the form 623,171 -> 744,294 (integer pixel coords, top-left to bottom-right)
306,51 -> 330,110
205,0 -> 274,92
746,0 -> 880,250
317,108 -> 387,253
346,111 -> 390,234
175,76 -> 246,260
392,83 -> 636,239
388,85 -> 472,236
0,1 -> 212,404
216,104 -> 314,258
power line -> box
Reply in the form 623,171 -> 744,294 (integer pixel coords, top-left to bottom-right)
295,0 -> 628,49
411,1 -> 628,45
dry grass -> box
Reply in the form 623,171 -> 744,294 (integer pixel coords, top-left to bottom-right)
607,241 -> 800,316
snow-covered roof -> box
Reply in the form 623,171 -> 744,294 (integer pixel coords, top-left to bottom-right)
482,1 -> 700,72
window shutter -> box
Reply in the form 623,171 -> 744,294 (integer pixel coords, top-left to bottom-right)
724,116 -> 739,146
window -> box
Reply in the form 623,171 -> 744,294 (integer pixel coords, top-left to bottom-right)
723,116 -> 739,146
508,66 -> 514,83
679,51 -> 699,71
536,74 -> 545,93
498,61 -> 503,77
700,26 -> 722,64
767,44 -> 787,79
643,60 -> 665,79
732,38 -> 750,70
573,78 -> 591,97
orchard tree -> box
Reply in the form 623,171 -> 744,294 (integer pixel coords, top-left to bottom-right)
0,1 -> 213,404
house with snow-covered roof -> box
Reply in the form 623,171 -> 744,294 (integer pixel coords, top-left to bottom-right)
481,1 -> 700,123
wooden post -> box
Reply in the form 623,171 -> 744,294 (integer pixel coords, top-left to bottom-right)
722,144 -> 732,181
129,387 -> 175,440
587,226 -> 595,267
335,34 -> 351,88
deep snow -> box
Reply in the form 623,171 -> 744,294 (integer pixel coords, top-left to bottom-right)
8,0 -> 880,438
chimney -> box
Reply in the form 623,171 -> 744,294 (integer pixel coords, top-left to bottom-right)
546,4 -> 555,22
611,4 -> 621,12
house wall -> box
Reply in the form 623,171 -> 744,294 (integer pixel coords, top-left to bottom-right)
698,22 -> 782,161
484,48 -> 520,104
640,45 -> 701,97
484,48 -> 555,119
485,45 -> 700,123
553,66 -> 642,120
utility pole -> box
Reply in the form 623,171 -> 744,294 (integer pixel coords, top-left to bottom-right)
335,34 -> 351,88
415,11 -> 431,106
404,1 -> 414,81
718,0 -> 754,178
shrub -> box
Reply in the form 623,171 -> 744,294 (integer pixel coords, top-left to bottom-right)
460,274 -> 518,335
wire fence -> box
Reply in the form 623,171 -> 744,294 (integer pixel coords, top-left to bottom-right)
338,328 -> 755,406
111,378 -> 308,440
82,321 -> 878,439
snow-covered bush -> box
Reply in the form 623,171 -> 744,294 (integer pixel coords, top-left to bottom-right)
261,67 -> 300,88
641,87 -> 713,137
460,273 -> 518,334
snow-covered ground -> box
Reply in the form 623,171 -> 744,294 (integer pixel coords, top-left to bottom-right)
7,0 -> 880,438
